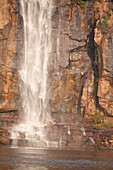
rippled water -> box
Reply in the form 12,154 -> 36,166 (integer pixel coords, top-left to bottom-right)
0,146 -> 113,170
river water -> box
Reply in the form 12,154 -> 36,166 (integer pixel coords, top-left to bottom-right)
0,146 -> 113,170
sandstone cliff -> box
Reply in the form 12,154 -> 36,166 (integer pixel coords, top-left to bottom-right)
51,0 -> 113,126
0,0 -> 113,129
0,0 -> 22,126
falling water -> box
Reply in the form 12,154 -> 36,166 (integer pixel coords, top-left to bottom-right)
20,0 -> 52,125
9,0 -> 58,147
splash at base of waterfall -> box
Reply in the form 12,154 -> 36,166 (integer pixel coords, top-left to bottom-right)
9,123 -> 59,148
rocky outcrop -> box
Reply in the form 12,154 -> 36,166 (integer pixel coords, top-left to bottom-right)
0,0 -> 23,126
0,127 -> 12,145
50,0 -> 113,125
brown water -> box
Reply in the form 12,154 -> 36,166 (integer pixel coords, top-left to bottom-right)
0,146 -> 113,170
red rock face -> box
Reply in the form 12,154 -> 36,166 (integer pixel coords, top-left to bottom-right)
0,0 -> 23,126
1,0 -> 113,147
50,0 -> 113,125
0,0 -> 113,130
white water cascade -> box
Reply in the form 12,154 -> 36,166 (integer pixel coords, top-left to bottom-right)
20,0 -> 53,127
10,0 -> 58,147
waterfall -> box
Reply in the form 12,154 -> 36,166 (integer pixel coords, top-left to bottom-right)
9,0 -> 58,147
20,0 -> 52,126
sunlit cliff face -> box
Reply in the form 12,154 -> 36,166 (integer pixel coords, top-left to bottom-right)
94,28 -> 103,45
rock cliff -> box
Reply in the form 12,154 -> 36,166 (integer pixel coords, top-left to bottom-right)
50,0 -> 113,127
0,0 -> 113,131
0,0 -> 22,126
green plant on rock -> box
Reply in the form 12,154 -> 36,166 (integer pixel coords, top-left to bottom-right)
107,11 -> 112,18
77,0 -> 86,8
94,48 -> 98,66
96,10 -> 112,34
92,123 -> 113,128
92,114 -> 105,124
8,0 -> 13,5
97,16 -> 109,34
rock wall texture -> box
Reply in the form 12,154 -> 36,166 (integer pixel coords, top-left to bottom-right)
50,0 -> 113,126
0,0 -> 113,130
0,0 -> 23,126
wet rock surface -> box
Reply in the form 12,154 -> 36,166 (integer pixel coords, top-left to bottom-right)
0,127 -> 12,145
1,120 -> 113,150
45,124 -> 113,150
